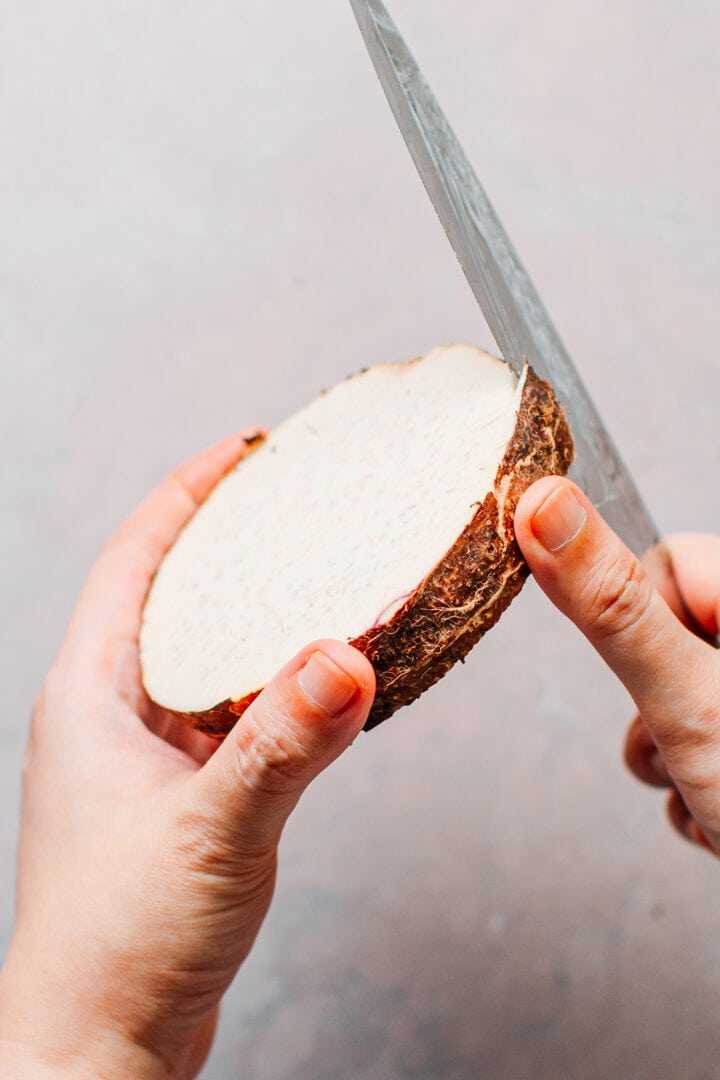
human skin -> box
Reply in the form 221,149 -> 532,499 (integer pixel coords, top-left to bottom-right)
0,433 -> 376,1080
514,476 -> 720,852
0,459 -> 718,1078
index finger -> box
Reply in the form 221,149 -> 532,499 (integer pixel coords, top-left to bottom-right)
66,431 -> 264,656
514,478 -> 720,768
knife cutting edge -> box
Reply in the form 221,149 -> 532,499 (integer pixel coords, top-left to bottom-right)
348,0 -> 660,560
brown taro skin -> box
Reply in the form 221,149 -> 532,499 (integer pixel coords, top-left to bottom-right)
355,367 -> 574,729
170,366 -> 574,738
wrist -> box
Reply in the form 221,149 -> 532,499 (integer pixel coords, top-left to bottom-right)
0,959 -> 171,1080
0,1028 -> 171,1080
0,1039 -> 169,1080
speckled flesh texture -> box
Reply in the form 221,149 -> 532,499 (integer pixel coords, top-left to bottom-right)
356,365 -> 573,729
142,355 -> 573,739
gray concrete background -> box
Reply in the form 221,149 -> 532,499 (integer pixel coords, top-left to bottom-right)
2,1 -> 720,1077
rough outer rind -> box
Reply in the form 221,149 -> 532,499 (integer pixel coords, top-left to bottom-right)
167,366 -> 573,739
355,366 -> 573,729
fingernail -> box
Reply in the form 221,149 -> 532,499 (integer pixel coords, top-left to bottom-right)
531,485 -> 587,552
297,651 -> 358,716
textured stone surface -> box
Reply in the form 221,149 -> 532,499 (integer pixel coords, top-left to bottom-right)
2,1 -> 720,1077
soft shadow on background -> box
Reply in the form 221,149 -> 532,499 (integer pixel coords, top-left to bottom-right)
2,2 -> 720,1077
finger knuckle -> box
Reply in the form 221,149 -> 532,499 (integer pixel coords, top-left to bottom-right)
166,470 -> 197,510
583,551 -> 654,640
658,716 -> 720,792
231,707 -> 313,796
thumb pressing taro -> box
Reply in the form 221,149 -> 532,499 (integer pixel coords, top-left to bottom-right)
139,343 -> 574,736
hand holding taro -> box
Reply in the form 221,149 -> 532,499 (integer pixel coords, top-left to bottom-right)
1,439 -> 718,1080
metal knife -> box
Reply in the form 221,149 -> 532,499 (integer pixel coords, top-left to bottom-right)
349,0 -> 660,559
348,0 -> 717,638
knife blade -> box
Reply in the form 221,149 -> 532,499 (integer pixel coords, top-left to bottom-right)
349,0 -> 658,558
